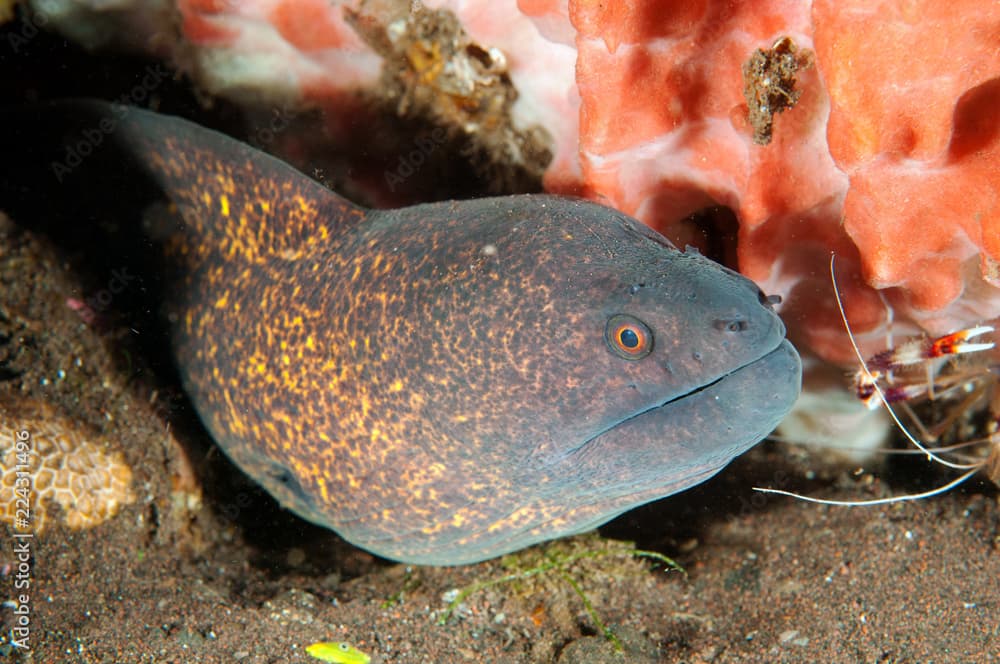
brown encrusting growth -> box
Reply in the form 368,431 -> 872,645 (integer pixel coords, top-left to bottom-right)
743,36 -> 814,145
344,0 -> 553,193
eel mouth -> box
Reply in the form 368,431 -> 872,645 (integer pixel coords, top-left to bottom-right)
580,338 -> 802,467
589,337 -> 802,451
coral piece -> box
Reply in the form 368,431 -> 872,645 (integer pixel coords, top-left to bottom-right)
0,403 -> 136,533
344,0 -> 552,192
430,0 -> 580,191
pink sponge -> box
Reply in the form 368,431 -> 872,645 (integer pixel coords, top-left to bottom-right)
813,0 -> 1000,348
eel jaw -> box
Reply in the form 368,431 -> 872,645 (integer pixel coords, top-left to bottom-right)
565,338 -> 802,494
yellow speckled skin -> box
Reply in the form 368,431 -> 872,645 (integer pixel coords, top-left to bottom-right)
3,102 -> 800,565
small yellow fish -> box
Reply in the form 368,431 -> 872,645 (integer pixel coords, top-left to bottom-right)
306,641 -> 372,664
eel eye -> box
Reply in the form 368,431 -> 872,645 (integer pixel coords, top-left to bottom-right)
605,314 -> 653,360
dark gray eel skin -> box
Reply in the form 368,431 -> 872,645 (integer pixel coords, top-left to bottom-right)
0,101 -> 801,565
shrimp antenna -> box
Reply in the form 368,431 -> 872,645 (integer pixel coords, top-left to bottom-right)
829,254 -> 980,471
753,253 -> 989,506
754,467 -> 979,506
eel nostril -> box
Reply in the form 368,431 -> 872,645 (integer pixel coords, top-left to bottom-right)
714,318 -> 749,332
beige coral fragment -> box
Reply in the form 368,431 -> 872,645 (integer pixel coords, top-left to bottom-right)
1,407 -> 135,533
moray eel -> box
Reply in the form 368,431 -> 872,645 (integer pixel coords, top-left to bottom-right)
1,101 -> 801,565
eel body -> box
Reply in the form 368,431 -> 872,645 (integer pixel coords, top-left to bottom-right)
2,101 -> 801,565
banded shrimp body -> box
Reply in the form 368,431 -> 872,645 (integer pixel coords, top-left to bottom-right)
759,255 -> 1000,506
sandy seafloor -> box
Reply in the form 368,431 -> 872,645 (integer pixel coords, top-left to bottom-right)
1,14 -> 998,664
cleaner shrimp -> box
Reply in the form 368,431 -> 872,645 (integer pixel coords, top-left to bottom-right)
757,254 -> 999,506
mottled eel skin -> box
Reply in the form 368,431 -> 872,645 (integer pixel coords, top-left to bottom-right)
2,101 -> 800,565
